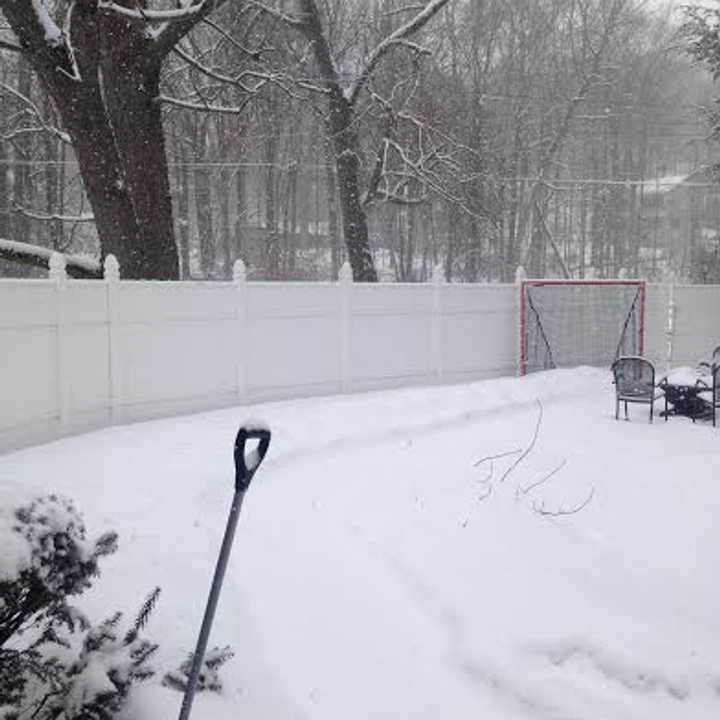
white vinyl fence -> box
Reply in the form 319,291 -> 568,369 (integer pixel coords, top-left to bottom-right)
1,256 -> 718,453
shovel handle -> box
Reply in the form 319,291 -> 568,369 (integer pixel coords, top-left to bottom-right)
234,424 -> 271,491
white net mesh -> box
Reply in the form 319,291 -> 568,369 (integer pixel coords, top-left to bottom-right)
522,282 -> 643,374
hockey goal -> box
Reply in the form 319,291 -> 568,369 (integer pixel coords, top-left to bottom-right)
519,279 -> 645,375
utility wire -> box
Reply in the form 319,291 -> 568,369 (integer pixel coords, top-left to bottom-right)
0,158 -> 717,189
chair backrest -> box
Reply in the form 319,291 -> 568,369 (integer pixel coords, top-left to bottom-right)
712,345 -> 720,368
611,356 -> 655,397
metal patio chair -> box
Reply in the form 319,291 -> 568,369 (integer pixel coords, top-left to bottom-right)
712,345 -> 720,369
611,356 -> 658,423
697,363 -> 720,427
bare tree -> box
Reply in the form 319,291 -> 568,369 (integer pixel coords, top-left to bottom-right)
255,0 -> 452,281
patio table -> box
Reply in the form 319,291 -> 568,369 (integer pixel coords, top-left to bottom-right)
658,366 -> 714,421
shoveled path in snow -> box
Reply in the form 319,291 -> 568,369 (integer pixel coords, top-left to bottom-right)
2,367 -> 719,719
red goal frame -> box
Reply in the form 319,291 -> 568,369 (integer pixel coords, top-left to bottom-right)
519,279 -> 646,376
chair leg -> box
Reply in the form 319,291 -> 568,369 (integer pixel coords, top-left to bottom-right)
624,401 -> 628,420
615,397 -> 619,420
650,400 -> 653,424
664,395 -> 668,422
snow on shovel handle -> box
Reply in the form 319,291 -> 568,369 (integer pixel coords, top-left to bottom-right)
234,421 -> 271,492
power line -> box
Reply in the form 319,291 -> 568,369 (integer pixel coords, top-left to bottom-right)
1,158 -> 717,189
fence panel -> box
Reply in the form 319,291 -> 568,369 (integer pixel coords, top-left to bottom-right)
441,284 -> 517,381
643,283 -> 670,371
0,281 -> 58,449
3,272 -> 720,455
672,285 -> 720,366
114,282 -> 238,420
245,283 -> 341,401
349,284 -> 434,391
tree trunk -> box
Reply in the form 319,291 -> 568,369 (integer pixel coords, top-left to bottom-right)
174,141 -> 191,278
287,163 -> 298,277
263,135 -> 280,279
329,100 -> 377,282
195,162 -> 214,278
0,142 -> 10,244
59,83 -> 144,273
221,169 -> 233,279
32,64 -> 178,278
235,165 -> 246,262
0,0 -> 184,279
324,138 -> 340,278
42,94 -> 63,252
13,58 -> 33,246
101,55 -> 178,279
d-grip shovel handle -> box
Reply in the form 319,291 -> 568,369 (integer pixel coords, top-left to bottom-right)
234,424 -> 271,491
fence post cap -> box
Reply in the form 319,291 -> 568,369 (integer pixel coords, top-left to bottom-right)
49,252 -> 67,281
233,258 -> 247,283
104,254 -> 120,281
339,261 -> 353,283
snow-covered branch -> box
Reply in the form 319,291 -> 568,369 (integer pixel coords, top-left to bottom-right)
0,82 -> 72,144
0,239 -> 101,278
152,0 -> 236,58
172,46 -> 269,93
12,205 -> 95,223
97,1 -> 206,22
158,95 -> 252,115
29,0 -> 63,47
0,0 -> 80,82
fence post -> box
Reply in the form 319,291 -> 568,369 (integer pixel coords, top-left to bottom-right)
339,261 -> 353,393
104,255 -> 121,422
515,265 -> 527,376
233,259 -> 248,403
431,264 -> 444,383
49,253 -> 68,430
665,274 -> 676,374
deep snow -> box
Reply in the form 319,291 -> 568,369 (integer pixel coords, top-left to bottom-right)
2,367 -> 719,719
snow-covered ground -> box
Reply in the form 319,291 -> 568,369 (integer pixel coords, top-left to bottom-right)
2,367 -> 720,719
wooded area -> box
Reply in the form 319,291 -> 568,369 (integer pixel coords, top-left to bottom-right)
0,0 -> 718,282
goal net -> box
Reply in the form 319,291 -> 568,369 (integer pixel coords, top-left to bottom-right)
520,280 -> 645,375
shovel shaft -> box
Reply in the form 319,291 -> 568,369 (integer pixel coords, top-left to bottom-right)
178,489 -> 246,720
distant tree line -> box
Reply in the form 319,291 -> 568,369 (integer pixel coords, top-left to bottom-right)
0,0 -> 718,282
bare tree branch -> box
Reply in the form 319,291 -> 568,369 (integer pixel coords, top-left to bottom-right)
158,94 -> 252,115
532,488 -> 596,517
500,400 -> 544,483
98,1 -> 208,22
0,239 -> 101,278
348,0 -> 451,106
474,449 -> 523,467
519,459 -> 568,496
12,204 -> 95,223
0,82 -> 72,144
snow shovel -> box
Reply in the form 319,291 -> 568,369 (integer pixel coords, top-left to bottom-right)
178,422 -> 272,720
